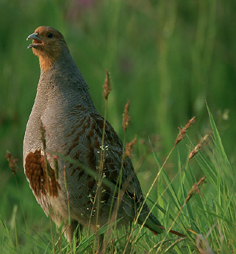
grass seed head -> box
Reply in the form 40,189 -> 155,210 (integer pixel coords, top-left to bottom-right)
188,131 -> 212,160
5,151 -> 18,175
123,135 -> 137,160
103,69 -> 112,100
175,116 -> 196,146
40,120 -> 47,151
122,100 -> 131,132
186,176 -> 207,203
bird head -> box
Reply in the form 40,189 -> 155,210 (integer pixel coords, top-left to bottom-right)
27,26 -> 68,72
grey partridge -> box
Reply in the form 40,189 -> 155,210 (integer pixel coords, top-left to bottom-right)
24,26 -> 166,245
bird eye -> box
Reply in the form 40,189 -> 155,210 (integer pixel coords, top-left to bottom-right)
47,33 -> 54,38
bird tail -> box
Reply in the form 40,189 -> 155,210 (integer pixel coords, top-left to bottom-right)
138,212 -> 186,237
138,212 -> 164,235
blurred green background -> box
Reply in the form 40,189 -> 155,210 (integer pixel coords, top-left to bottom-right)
0,0 -> 235,246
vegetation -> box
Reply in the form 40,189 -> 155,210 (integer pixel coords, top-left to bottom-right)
0,0 -> 235,253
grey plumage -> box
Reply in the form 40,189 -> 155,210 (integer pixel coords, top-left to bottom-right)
24,26 -> 164,245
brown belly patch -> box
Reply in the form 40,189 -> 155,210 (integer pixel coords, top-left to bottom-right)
25,150 -> 61,197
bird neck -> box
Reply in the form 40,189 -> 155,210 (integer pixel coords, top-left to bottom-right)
37,46 -> 70,73
38,55 -> 54,73
37,47 -> 90,98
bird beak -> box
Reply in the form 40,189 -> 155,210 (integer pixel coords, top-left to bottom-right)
26,32 -> 42,49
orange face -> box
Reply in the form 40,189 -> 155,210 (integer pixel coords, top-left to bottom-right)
27,26 -> 65,49
27,26 -> 68,72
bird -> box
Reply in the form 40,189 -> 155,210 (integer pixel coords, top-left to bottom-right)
24,26 -> 182,248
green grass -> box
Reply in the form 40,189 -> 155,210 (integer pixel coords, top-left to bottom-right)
2,103 -> 236,253
1,0 -> 236,253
